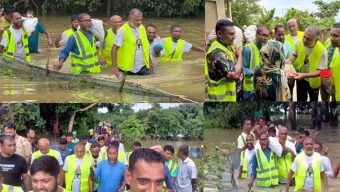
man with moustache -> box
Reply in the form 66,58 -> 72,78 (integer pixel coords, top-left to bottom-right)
30,156 -> 69,192
90,142 -> 126,192
0,135 -> 30,191
329,22 -> 340,101
146,24 -> 163,68
55,15 -> 79,48
284,136 -> 329,192
238,134 -> 255,179
242,26 -> 270,101
205,19 -> 243,101
159,25 -> 204,62
54,13 -> 103,74
0,11 -> 31,63
125,148 -> 165,192
237,119 -> 255,149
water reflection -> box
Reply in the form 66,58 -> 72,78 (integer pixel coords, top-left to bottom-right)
0,17 -> 204,102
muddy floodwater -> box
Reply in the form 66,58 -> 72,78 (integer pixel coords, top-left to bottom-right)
204,116 -> 340,191
0,17 -> 204,103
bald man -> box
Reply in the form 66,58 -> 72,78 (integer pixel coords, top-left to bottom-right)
31,138 -> 63,166
62,143 -> 92,192
31,138 -> 64,185
112,8 -> 152,77
99,15 -> 123,66
277,127 -> 296,184
287,25 -> 327,101
242,26 -> 270,101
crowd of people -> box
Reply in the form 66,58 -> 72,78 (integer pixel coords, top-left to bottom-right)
0,5 -> 205,76
0,120 -> 199,192
205,18 -> 340,102
235,117 -> 340,191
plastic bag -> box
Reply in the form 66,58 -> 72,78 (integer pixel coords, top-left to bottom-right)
233,25 -> 243,48
22,17 -> 38,37
90,19 -> 105,43
244,25 -> 257,43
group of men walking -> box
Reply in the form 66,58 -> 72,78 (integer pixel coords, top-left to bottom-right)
0,121 -> 198,192
236,118 -> 340,191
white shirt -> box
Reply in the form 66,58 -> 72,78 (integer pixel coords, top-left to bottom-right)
114,26 -> 145,73
175,157 -> 197,192
240,148 -> 255,178
237,132 -> 248,149
31,150 -> 63,166
0,26 -> 25,60
255,136 -> 283,156
63,157 -> 83,192
293,40 -> 328,82
321,155 -> 333,178
291,153 -> 325,191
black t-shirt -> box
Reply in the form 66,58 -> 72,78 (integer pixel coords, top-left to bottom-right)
0,154 -> 28,186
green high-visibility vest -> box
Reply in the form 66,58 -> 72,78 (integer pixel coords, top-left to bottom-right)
64,28 -> 75,39
277,142 -> 293,181
70,31 -> 101,74
2,28 -> 30,63
1,184 -> 23,192
240,150 -> 248,179
242,42 -> 260,92
285,31 -> 304,52
324,38 -> 332,49
166,159 -> 178,176
117,23 -> 150,71
295,40 -> 325,89
31,149 -> 60,162
99,28 -> 116,66
294,152 -> 321,192
65,155 -> 92,192
206,40 -> 237,101
159,37 -> 184,62
330,48 -> 340,101
255,149 -> 279,187
118,151 -> 125,164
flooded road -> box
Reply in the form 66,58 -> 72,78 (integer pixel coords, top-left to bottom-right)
204,116 -> 340,191
0,17 -> 204,102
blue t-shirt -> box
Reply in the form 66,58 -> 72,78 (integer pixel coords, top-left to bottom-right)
164,165 -> 174,190
66,143 -> 75,154
28,22 -> 46,53
50,144 -> 70,162
95,160 -> 126,192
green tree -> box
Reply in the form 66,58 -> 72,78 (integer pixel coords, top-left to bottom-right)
313,0 -> 340,19
117,115 -> 144,148
231,0 -> 262,27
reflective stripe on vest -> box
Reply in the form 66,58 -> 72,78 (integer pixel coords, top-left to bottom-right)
277,141 -> 293,181
330,48 -> 340,101
159,37 -> 184,62
99,28 -> 116,66
243,42 -> 260,91
206,40 -> 237,101
240,151 -> 248,179
117,23 -> 150,71
294,152 -> 321,192
31,149 -> 60,161
255,149 -> 279,187
65,155 -> 91,192
166,159 -> 178,176
3,28 -> 30,63
285,31 -> 304,53
1,184 -> 23,192
295,40 -> 325,89
71,31 -> 101,74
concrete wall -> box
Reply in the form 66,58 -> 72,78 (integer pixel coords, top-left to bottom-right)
205,0 -> 227,34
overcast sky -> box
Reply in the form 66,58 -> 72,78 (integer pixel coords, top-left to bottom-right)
260,0 -> 340,21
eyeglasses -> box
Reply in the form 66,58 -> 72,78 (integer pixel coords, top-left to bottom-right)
258,33 -> 270,38
80,20 -> 91,23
